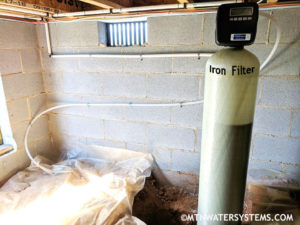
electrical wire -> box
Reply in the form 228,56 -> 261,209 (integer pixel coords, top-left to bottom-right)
24,101 -> 203,174
24,6 -> 281,175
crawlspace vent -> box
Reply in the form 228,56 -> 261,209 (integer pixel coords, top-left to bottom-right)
106,21 -> 148,47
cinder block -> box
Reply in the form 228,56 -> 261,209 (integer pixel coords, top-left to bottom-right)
41,49 -> 79,72
173,58 -> 207,74
2,73 -> 43,101
55,21 -> 98,47
78,47 -> 123,73
11,116 -> 47,151
35,136 -> 59,161
86,138 -> 126,148
105,120 -> 146,144
21,48 -> 41,72
245,45 -> 268,73
49,114 -> 69,134
248,44 -> 300,76
256,78 -> 262,104
269,9 -> 300,44
253,107 -> 291,136
172,150 -> 200,173
122,46 -> 174,54
63,72 -> 102,95
124,58 -> 172,73
195,129 -> 202,152
28,116 -> 49,141
247,160 -> 282,172
260,77 -> 300,107
126,105 -> 170,124
171,103 -> 203,128
11,121 -> 28,148
148,75 -> 199,100
43,71 -> 63,93
291,110 -> 300,137
127,143 -> 148,152
65,116 -> 104,139
79,47 -> 122,54
0,49 -> 22,75
253,136 -> 300,164
79,58 -> 123,73
0,148 -> 31,182
255,11 -> 270,44
83,96 -> 125,120
47,93 -> 84,116
172,46 -> 218,74
79,137 -> 87,144
152,148 -> 172,170
284,165 -> 300,176
36,23 -> 56,48
203,14 -> 216,46
0,21 -> 37,48
148,15 -> 202,45
152,169 -> 199,193
29,94 -> 47,117
51,133 -> 81,153
7,98 -> 30,124
148,124 -> 195,150
102,73 -> 146,98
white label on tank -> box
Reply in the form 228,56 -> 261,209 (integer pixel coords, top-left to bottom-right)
230,33 -> 251,41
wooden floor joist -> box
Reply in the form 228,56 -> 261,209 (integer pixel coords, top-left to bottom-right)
79,0 -> 127,9
0,0 -> 84,13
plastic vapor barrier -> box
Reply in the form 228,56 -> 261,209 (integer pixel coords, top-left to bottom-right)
0,145 -> 154,225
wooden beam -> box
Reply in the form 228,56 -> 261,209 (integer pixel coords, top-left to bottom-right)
0,0 -> 84,13
79,0 -> 124,8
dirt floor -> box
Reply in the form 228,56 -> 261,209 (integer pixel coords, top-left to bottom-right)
133,176 -> 198,225
132,176 -> 300,225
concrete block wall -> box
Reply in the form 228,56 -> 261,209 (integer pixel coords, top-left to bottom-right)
34,8 -> 299,190
0,21 -> 52,183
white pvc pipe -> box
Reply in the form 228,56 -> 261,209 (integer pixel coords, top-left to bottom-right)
51,53 -> 213,59
186,1 -> 241,8
24,100 -> 203,174
0,12 -> 42,20
45,23 -> 52,56
53,1 -> 239,18
51,4 -> 300,21
112,4 -> 182,13
0,5 -> 47,16
56,9 -> 110,17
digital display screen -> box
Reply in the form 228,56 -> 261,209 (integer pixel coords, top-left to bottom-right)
230,7 -> 253,16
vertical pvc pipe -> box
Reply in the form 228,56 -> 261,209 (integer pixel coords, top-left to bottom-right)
45,23 -> 52,56
198,48 -> 260,225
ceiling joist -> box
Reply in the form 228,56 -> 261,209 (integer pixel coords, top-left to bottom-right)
79,0 -> 131,9
0,0 -> 84,14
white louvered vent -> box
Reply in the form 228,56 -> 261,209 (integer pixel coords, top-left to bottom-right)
107,21 -> 148,47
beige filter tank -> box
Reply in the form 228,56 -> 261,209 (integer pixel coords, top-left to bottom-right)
198,47 -> 260,225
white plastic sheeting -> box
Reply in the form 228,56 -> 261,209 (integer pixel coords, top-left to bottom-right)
0,145 -> 154,225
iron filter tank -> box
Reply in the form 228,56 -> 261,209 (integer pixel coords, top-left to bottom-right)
198,48 -> 260,225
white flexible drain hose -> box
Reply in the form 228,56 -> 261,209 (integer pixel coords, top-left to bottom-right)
24,13 -> 281,174
24,101 -> 203,174
259,12 -> 281,71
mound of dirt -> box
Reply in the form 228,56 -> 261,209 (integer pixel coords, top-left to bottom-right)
133,176 -> 198,225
